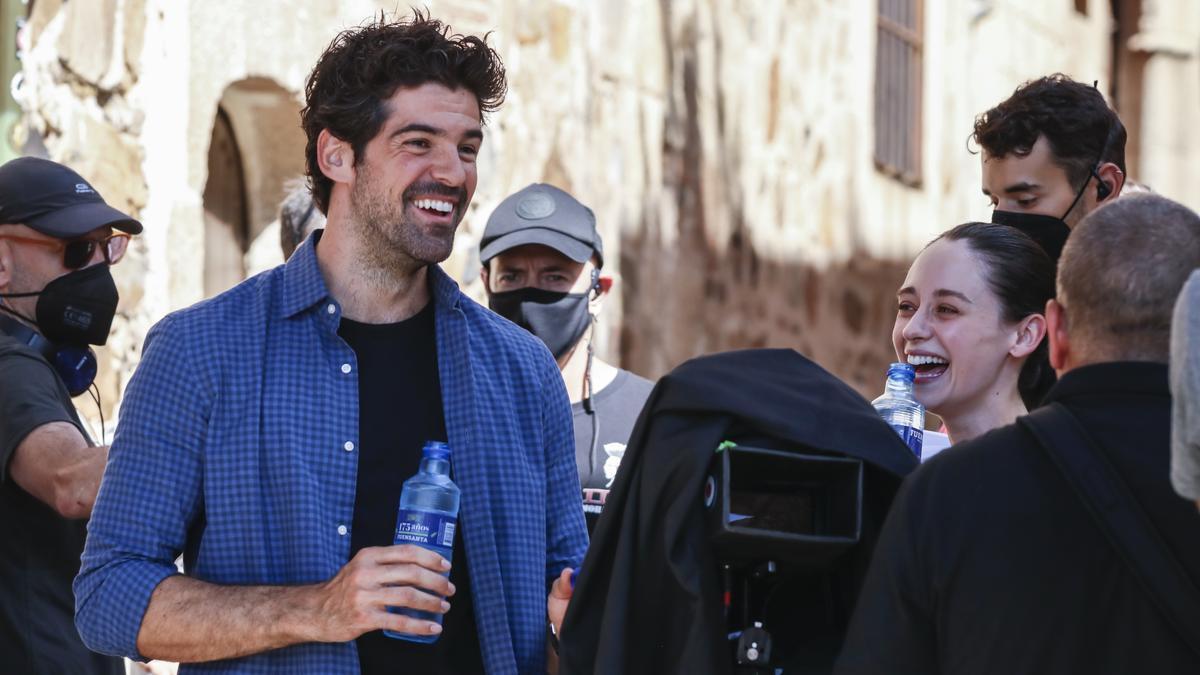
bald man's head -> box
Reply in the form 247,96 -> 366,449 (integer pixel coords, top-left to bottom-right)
1057,194 -> 1200,364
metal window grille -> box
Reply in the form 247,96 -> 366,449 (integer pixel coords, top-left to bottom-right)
874,0 -> 924,186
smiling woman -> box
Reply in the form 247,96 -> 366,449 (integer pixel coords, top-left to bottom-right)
892,222 -> 1056,444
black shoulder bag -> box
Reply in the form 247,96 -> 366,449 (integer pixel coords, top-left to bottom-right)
1019,403 -> 1200,660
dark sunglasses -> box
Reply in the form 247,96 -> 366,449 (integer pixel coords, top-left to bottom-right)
0,232 -> 131,269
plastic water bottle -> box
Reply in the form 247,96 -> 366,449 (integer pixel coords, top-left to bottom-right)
872,363 -> 925,459
384,440 -> 460,642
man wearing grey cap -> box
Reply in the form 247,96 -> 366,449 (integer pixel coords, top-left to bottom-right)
0,156 -> 139,674
479,183 -> 654,535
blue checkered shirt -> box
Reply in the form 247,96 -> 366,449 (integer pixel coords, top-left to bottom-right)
74,234 -> 588,674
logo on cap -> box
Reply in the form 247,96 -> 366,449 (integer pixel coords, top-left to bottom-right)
75,183 -> 95,195
515,192 -> 556,220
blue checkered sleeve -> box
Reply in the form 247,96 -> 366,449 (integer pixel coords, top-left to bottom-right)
541,353 -> 588,585
74,314 -> 206,659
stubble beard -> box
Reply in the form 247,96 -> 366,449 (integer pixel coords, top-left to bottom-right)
348,165 -> 462,286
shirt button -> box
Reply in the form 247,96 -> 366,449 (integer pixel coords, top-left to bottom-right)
326,303 -> 336,314
337,525 -> 348,536
344,441 -> 355,452
341,363 -> 352,374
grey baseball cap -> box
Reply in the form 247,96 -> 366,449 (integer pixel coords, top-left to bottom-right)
479,183 -> 603,268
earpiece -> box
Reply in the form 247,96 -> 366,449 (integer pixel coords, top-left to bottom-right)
1090,116 -> 1118,201
1089,164 -> 1113,201
590,268 -> 602,299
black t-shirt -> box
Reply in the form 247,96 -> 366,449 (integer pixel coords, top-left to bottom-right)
339,303 -> 484,674
0,334 -> 123,674
835,363 -> 1200,675
571,369 -> 654,532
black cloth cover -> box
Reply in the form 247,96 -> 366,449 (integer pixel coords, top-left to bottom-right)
559,349 -> 918,675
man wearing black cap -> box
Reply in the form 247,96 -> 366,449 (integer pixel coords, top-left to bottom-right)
480,183 -> 654,534
0,156 -> 140,673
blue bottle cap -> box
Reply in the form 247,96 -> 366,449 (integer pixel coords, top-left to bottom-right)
423,440 -> 451,460
887,362 -> 916,381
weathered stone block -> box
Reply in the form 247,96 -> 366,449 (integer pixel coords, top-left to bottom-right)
58,0 -> 120,88
124,0 -> 147,77
55,115 -> 147,216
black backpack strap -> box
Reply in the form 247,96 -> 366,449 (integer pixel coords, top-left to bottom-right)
1019,403 -> 1200,659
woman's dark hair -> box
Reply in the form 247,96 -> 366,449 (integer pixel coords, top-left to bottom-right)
301,11 -> 507,214
932,222 -> 1057,409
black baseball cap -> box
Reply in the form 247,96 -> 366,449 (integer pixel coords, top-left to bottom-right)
0,157 -> 142,238
479,184 -> 603,268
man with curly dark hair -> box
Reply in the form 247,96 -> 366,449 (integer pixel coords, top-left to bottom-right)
974,74 -> 1127,262
75,13 -> 587,674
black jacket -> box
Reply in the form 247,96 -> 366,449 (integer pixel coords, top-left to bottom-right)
559,349 -> 917,675
835,362 -> 1200,674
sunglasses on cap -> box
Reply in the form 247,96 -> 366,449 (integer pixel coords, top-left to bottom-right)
0,232 -> 131,269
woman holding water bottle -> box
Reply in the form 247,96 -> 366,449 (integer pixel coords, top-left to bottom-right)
891,222 -> 1056,449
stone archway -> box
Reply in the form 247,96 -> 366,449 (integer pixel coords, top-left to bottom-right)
202,107 -> 249,296
201,77 -> 305,296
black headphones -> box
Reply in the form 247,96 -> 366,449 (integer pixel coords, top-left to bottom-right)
0,313 -> 97,396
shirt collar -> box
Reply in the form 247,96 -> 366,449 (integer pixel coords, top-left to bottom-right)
427,262 -> 463,311
280,230 -> 333,319
1044,361 -> 1169,404
279,229 -> 463,319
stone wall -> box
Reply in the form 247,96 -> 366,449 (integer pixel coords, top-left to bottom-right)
473,0 -> 1125,392
17,0 -> 151,431
12,0 -> 1200,432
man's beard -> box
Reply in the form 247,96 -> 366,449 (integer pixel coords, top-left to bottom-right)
348,164 -> 467,280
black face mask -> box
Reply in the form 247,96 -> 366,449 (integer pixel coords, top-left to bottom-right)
989,210 -> 1070,263
0,263 -> 119,346
990,174 -> 1096,264
488,287 -> 592,360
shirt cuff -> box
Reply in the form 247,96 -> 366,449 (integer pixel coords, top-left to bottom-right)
75,558 -> 179,661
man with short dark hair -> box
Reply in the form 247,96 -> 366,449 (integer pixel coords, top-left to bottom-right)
479,184 -> 654,536
835,193 -> 1200,674
974,74 -> 1127,260
75,14 -> 586,674
0,156 -> 140,674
